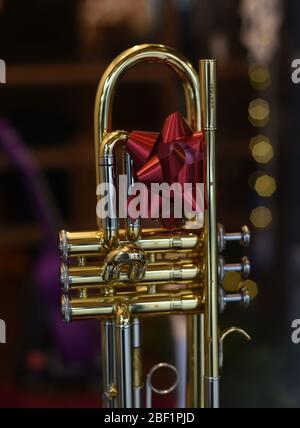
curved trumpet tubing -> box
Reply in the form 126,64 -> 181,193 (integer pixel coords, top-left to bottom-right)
102,244 -> 148,283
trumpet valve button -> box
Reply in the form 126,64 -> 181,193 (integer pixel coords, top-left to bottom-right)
217,224 -> 251,252
222,257 -> 251,279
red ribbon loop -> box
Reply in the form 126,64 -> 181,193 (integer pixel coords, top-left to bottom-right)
127,112 -> 205,230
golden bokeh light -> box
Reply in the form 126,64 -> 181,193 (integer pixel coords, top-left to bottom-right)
248,98 -> 270,128
255,174 -> 277,197
223,271 -> 242,292
252,141 -> 274,163
250,135 -> 274,163
250,206 -> 272,228
248,64 -> 271,90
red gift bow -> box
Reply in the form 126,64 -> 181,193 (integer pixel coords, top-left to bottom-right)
127,112 -> 206,230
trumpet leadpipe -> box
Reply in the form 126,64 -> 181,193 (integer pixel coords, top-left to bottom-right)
62,290 -> 203,322
60,261 -> 204,293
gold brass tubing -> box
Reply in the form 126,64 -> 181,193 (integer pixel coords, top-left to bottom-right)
200,61 -> 217,130
125,149 -> 141,243
60,230 -> 202,261
59,230 -> 105,261
200,59 -> 219,408
94,44 -> 201,188
120,291 -> 202,315
133,347 -> 142,390
138,234 -> 200,251
115,303 -> 133,407
98,130 -> 129,246
61,261 -> 204,292
63,290 -> 203,321
73,283 -> 202,301
102,320 -> 117,408
95,45 -> 201,248
186,314 -> 205,408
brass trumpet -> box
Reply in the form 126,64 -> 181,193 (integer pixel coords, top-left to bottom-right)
59,44 -> 257,408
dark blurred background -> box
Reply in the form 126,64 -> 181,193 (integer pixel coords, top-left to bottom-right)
0,0 -> 299,408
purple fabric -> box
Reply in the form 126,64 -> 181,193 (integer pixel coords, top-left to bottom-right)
0,119 -> 99,364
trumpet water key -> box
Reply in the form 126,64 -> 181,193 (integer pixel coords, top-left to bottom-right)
59,44 -> 258,408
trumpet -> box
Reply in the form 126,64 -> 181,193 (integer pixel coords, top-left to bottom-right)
59,44 -> 257,408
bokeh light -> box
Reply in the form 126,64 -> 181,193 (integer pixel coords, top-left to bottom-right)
250,135 -> 274,163
248,98 -> 270,127
254,174 -> 277,197
223,271 -> 242,292
250,206 -> 272,228
249,63 -> 271,90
